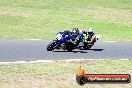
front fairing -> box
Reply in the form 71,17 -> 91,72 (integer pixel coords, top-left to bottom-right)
54,37 -> 66,49
66,34 -> 72,40
55,32 -> 66,44
79,33 -> 84,40
55,32 -> 72,49
58,37 -> 66,44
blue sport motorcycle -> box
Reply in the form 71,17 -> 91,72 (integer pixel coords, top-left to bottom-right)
47,32 -> 74,52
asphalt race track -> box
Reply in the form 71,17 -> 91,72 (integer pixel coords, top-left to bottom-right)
0,40 -> 132,62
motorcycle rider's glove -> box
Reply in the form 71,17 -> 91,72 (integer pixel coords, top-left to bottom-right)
65,35 -> 68,38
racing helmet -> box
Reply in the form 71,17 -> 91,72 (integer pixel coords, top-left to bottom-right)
72,28 -> 79,36
63,30 -> 70,36
87,28 -> 93,34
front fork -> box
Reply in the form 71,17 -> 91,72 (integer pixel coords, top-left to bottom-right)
53,40 -> 65,49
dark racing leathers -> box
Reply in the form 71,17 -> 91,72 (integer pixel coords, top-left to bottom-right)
82,31 -> 95,43
71,32 -> 84,48
88,33 -> 96,44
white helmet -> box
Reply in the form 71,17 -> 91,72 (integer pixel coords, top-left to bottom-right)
79,30 -> 82,33
87,28 -> 93,33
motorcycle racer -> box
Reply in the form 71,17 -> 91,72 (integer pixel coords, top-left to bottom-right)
71,28 -> 79,40
87,28 -> 95,44
82,28 -> 96,49
71,28 -> 84,47
82,28 -> 95,42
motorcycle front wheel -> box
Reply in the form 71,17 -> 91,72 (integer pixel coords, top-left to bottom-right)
47,41 -> 57,51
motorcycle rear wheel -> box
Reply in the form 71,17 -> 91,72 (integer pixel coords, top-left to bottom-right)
83,44 -> 93,50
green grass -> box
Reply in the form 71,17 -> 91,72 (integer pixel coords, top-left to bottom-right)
0,60 -> 132,88
0,0 -> 132,41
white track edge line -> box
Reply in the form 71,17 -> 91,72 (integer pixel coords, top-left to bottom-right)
0,59 -> 129,64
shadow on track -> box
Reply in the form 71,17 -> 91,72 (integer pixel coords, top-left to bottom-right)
52,50 -> 87,53
79,48 -> 104,51
89,49 -> 104,51
73,51 -> 87,53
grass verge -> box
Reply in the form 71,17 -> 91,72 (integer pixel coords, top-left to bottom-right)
0,0 -> 132,41
0,60 -> 132,88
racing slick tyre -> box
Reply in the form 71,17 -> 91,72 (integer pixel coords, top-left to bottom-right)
47,41 -> 56,51
83,42 -> 93,50
83,45 -> 92,50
